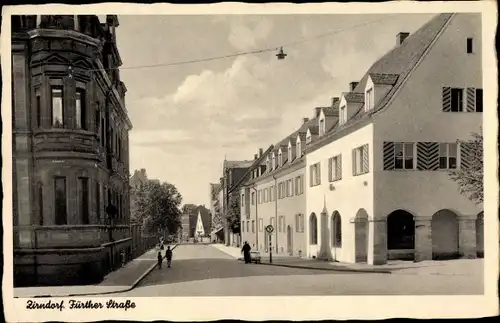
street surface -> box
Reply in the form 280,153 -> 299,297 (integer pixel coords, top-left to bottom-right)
114,244 -> 483,296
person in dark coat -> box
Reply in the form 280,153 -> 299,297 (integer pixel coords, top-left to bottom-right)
165,246 -> 173,268
241,241 -> 252,264
157,251 -> 163,269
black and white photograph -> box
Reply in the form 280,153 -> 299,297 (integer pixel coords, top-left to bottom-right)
1,1 -> 498,322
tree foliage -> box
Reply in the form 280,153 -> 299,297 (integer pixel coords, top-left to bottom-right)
135,180 -> 183,236
449,130 -> 483,204
211,201 -> 223,230
226,193 -> 241,234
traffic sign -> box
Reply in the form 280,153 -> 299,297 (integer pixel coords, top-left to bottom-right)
265,225 -> 274,234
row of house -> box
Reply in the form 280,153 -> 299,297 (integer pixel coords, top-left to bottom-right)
238,13 -> 484,265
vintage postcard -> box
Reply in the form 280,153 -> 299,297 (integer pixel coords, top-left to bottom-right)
1,1 -> 498,322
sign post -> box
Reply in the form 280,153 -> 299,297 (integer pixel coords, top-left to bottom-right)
265,225 -> 274,264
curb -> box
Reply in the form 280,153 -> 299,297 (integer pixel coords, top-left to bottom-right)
258,261 -> 392,274
26,244 -> 179,298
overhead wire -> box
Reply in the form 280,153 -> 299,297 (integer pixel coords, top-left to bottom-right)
83,14 -> 400,73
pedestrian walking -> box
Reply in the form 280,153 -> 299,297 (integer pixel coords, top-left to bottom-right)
165,246 -> 173,268
157,251 -> 163,269
241,241 -> 251,264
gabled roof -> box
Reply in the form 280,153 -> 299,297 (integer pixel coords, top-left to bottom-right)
308,125 -> 319,135
224,160 -> 254,169
353,13 -> 454,111
309,13 -> 455,153
369,73 -> 399,86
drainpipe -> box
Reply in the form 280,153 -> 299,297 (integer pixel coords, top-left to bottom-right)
272,175 -> 278,254
251,186 -> 258,249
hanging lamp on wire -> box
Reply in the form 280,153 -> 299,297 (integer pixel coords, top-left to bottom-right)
276,47 -> 287,60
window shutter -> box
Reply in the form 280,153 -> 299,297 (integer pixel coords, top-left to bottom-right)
328,158 -> 332,182
352,149 -> 357,175
416,142 -> 439,170
383,141 -> 395,170
466,87 -> 476,112
460,142 -> 472,169
362,144 -> 369,173
442,87 -> 452,112
317,164 -> 321,184
336,156 -> 342,180
309,167 -> 313,186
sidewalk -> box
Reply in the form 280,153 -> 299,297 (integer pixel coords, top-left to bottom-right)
14,244 -> 177,298
211,244 -> 483,276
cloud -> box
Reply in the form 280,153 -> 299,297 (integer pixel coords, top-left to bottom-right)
227,17 -> 274,51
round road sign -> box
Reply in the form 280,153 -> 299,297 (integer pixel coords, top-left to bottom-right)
265,225 -> 274,234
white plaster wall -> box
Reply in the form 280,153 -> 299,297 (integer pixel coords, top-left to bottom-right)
245,177 -> 275,252
373,13 -> 483,220
306,123 -> 375,262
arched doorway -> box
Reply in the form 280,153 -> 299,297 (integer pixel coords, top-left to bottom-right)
309,213 -> 318,245
387,210 -> 415,260
476,211 -> 484,258
431,209 -> 459,260
287,225 -> 293,255
331,211 -> 342,247
354,209 -> 368,263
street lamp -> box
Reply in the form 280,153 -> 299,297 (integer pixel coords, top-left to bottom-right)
276,47 -> 287,60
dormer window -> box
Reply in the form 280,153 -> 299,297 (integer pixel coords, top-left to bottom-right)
365,88 -> 374,112
296,140 -> 302,158
288,142 -> 293,162
306,133 -> 311,145
340,105 -> 347,125
278,150 -> 283,167
319,117 -> 326,136
266,157 -> 270,173
272,153 -> 276,170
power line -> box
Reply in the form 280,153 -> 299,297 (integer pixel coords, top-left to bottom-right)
85,14 -> 399,73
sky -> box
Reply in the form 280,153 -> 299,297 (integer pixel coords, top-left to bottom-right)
115,13 -> 436,207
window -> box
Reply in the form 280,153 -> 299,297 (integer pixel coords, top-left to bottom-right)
36,89 -> 41,127
306,133 -> 312,144
310,163 -> 321,186
309,214 -> 318,245
394,143 -> 414,170
286,179 -> 293,197
264,189 -> 268,203
319,118 -> 325,136
251,192 -> 255,205
100,116 -> 105,147
296,140 -> 301,158
288,146 -> 293,162
241,221 -> 245,232
451,88 -> 464,112
258,190 -> 261,204
328,155 -> 342,181
241,193 -> 245,207
476,89 -> 483,112
259,218 -> 264,232
352,144 -> 369,175
270,186 -> 275,201
467,38 -> 474,53
75,89 -> 86,129
272,154 -> 276,170
246,221 -> 249,233
294,175 -> 304,195
252,220 -> 255,233
439,143 -> 458,169
270,217 -> 276,228
332,213 -> 342,248
278,151 -> 282,167
365,88 -> 373,111
54,177 -> 67,225
51,87 -> 64,127
96,182 -> 101,222
340,105 -> 347,125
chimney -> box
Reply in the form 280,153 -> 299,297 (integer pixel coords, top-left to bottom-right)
315,107 -> 322,117
259,148 -> 263,157
331,97 -> 340,106
397,32 -> 410,45
302,117 -> 309,124
254,154 -> 258,160
349,82 -> 359,92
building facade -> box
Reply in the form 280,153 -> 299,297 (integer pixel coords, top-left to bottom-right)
238,13 -> 483,266
12,15 -> 133,286
305,13 -> 483,265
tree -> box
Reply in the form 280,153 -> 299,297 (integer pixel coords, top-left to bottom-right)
135,180 -> 183,236
226,193 -> 241,234
211,200 -> 223,230
449,130 -> 483,204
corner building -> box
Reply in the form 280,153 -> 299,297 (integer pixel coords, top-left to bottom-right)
305,13 -> 484,265
12,15 -> 133,286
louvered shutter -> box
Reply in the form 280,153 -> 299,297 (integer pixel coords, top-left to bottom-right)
460,142 -> 472,170
362,144 -> 369,173
337,155 -> 342,180
442,87 -> 452,112
328,158 -> 332,182
466,87 -> 476,112
317,164 -> 321,185
352,149 -> 357,175
383,142 -> 395,170
416,142 -> 439,170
